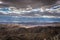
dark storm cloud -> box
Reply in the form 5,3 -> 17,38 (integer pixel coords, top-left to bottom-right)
39,0 -> 57,5
2,0 -> 58,6
1,0 -> 18,2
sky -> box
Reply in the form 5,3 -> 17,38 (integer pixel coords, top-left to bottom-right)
0,0 -> 60,23
0,0 -> 59,8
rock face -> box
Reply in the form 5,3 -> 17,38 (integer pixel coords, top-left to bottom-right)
0,24 -> 60,40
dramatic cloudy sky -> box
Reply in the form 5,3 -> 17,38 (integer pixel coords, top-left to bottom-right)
0,0 -> 60,23
0,0 -> 60,17
0,0 -> 59,8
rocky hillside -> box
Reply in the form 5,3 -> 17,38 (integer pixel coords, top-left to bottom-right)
0,24 -> 60,40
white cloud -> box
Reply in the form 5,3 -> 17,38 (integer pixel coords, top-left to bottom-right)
0,1 -> 3,4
